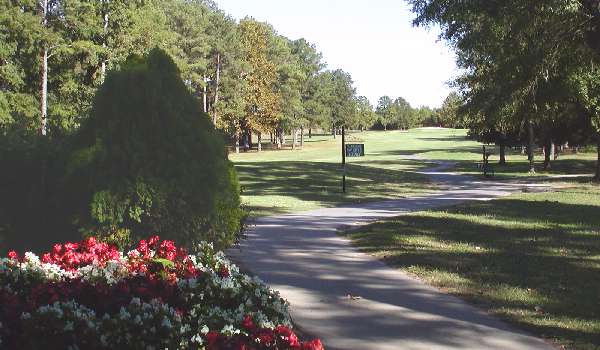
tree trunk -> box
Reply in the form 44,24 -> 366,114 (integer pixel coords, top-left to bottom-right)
212,53 -> 221,126
202,75 -> 208,113
235,132 -> 240,154
276,130 -> 281,149
332,125 -> 336,139
257,132 -> 262,152
100,7 -> 109,83
281,130 -> 286,145
40,46 -> 48,136
292,129 -> 297,150
309,128 -> 312,138
39,0 -> 48,136
384,124 -> 387,131
596,141 -> 600,181
300,126 -> 304,148
543,142 -> 552,170
499,143 -> 506,165
528,120 -> 536,173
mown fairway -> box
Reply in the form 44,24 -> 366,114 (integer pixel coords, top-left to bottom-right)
232,128 -> 600,349
231,128 -> 597,216
230,128 -> 474,216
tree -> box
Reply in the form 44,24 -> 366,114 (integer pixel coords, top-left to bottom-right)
291,38 -> 324,147
352,96 -> 376,131
391,97 -> 414,129
409,0 -> 600,175
376,96 -> 393,130
438,92 -> 463,128
321,69 -> 356,136
67,49 -> 243,248
239,18 -> 279,151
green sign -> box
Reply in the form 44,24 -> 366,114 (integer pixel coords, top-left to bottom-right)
345,144 -> 365,157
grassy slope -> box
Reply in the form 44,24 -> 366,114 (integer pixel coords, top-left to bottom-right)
230,128 -> 479,216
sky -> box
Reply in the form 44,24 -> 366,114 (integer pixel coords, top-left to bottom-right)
215,0 -> 459,109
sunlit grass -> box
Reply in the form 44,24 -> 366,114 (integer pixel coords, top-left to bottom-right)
231,129 -> 479,216
231,128 -> 597,216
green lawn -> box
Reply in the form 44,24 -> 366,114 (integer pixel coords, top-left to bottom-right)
231,128 -> 597,216
232,127 -> 600,348
343,184 -> 600,349
231,128 -> 479,216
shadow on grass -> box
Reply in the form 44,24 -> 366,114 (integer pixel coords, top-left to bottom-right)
376,147 -> 483,157
235,160 -> 432,215
417,135 -> 471,142
451,158 -> 596,179
346,194 -> 600,348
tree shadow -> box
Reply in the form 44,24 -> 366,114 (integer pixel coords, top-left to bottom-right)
236,161 -> 432,215
346,197 -> 600,348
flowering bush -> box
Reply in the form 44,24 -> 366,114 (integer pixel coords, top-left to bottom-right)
0,236 -> 324,350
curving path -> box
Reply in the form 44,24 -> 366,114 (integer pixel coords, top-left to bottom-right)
229,162 -> 556,350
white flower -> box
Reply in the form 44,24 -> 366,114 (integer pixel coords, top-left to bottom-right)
161,316 -> 172,329
64,321 -> 74,331
191,334 -> 204,345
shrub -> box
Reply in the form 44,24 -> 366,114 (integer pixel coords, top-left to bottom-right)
66,48 -> 244,249
0,236 -> 324,349
0,129 -> 80,254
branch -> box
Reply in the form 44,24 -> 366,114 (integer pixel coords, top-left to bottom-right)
47,44 -> 72,59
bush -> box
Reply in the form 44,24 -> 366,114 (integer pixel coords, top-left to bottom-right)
0,236 -> 324,349
66,48 -> 244,249
0,129 -> 80,254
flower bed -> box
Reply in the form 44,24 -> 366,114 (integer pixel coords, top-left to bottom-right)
0,236 -> 324,349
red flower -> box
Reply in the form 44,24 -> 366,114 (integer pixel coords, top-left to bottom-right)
301,339 -> 324,350
256,330 -> 274,346
276,325 -> 300,347
7,251 -> 18,260
206,331 -> 220,344
148,235 -> 160,249
242,315 -> 255,330
219,265 -> 230,278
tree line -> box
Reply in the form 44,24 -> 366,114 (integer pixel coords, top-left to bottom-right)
1,0 -> 457,152
409,0 -> 600,176
374,95 -> 451,130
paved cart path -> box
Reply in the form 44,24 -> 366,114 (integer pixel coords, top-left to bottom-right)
229,163 -> 556,350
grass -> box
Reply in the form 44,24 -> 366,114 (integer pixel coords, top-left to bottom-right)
231,128 -> 597,216
230,128 -> 480,216
343,184 -> 600,349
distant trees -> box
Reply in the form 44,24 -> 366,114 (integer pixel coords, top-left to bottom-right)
2,0 -> 472,152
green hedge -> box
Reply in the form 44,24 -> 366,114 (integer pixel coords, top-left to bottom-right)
0,48 -> 244,252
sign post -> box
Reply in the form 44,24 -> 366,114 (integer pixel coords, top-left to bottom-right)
342,126 -> 346,193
